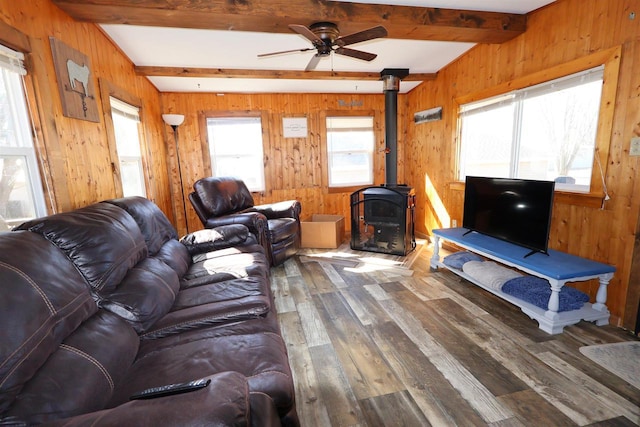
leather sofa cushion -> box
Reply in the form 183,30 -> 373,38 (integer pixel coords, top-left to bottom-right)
139,297 -> 271,340
16,203 -> 148,294
45,372 -> 253,427
172,277 -> 270,310
137,310 -> 282,357
104,197 -> 192,279
194,177 -> 255,217
0,232 -> 97,414
104,197 -> 178,256
100,258 -> 180,333
179,224 -> 249,255
183,251 -> 269,289
108,332 -> 295,418
5,311 -> 139,424
154,239 -> 191,278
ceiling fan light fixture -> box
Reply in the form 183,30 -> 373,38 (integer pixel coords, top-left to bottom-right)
258,21 -> 387,71
309,22 -> 340,43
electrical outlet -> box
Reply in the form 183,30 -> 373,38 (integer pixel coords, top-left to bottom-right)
452,219 -> 458,228
631,137 -> 640,156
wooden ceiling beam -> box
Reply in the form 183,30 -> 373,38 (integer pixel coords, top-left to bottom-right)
134,66 -> 437,81
52,0 -> 526,44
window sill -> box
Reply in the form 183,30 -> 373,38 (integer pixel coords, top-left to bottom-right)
449,181 -> 605,209
553,190 -> 605,208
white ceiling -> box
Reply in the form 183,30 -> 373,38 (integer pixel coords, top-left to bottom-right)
100,0 -> 556,94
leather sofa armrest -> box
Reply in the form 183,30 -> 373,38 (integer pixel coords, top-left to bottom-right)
180,224 -> 250,255
203,212 -> 270,260
253,200 -> 301,221
250,392 -> 281,427
204,212 -> 267,237
44,372 -> 251,427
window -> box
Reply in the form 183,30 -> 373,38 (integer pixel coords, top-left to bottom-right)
326,116 -> 374,187
206,116 -> 265,192
110,97 -> 146,197
458,66 -> 604,192
0,44 -> 46,229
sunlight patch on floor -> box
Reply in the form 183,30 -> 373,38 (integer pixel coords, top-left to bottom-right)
302,251 -> 360,259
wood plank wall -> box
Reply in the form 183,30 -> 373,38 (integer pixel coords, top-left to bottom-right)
405,0 -> 640,328
2,0 -> 638,329
160,92 -> 405,234
0,0 -> 173,220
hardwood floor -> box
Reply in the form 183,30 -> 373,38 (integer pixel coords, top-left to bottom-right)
270,241 -> 640,426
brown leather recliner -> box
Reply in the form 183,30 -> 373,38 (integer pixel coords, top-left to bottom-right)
189,177 -> 301,266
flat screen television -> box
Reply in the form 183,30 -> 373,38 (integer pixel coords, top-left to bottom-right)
462,176 -> 555,257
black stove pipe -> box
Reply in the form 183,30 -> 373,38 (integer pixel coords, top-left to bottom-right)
380,69 -> 409,187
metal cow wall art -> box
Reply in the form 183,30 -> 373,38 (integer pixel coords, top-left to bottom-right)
66,59 -> 90,97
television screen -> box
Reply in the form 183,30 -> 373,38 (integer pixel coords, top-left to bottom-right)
462,176 -> 555,255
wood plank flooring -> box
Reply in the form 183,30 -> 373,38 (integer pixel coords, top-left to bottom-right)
270,241 -> 640,426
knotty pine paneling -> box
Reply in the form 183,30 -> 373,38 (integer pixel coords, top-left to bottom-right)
5,0 -> 637,330
406,0 -> 640,327
160,92 -> 403,233
0,0 -> 172,221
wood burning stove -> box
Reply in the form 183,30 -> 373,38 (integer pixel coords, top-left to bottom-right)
350,185 -> 416,256
349,68 -> 415,256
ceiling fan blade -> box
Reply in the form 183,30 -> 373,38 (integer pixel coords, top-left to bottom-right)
305,54 -> 322,71
334,47 -> 377,62
289,24 -> 323,44
335,26 -> 388,47
258,47 -> 314,58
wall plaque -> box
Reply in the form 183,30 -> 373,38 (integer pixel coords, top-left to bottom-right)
283,117 -> 308,138
49,37 -> 100,122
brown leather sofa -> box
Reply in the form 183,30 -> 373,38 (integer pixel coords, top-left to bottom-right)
0,196 -> 298,426
189,177 -> 301,266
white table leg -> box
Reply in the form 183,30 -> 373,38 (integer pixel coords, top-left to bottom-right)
593,272 -> 613,311
545,279 -> 562,319
430,235 -> 441,270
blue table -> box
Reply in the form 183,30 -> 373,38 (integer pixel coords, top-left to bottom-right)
430,228 -> 615,334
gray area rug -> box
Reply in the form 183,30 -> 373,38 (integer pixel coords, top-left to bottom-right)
580,341 -> 640,389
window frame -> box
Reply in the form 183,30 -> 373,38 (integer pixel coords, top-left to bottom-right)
99,78 -> 151,199
325,115 -> 375,188
320,109 -> 379,194
458,66 -> 604,192
452,46 -> 621,208
199,110 -> 268,193
0,43 -> 48,228
109,96 -> 147,197
2,21 -> 72,213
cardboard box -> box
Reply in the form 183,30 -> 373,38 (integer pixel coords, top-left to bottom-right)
301,214 -> 345,248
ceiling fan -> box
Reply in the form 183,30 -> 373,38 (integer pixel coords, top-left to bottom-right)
258,22 -> 388,71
